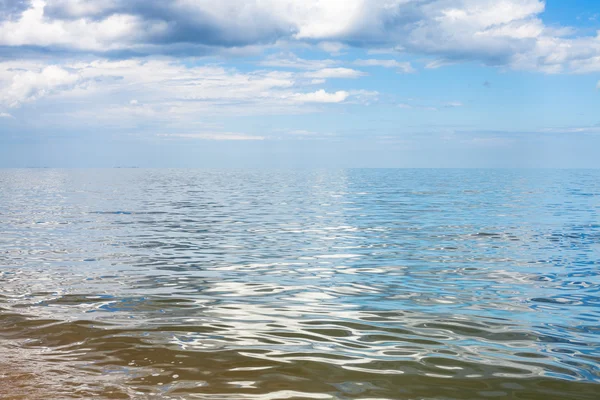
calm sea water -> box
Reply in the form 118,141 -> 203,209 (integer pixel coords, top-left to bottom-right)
1,169 -> 599,399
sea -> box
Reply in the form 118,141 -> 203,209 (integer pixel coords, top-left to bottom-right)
0,169 -> 599,399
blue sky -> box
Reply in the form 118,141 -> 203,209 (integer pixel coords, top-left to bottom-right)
1,0 -> 600,167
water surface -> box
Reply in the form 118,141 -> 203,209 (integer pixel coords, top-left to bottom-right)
1,169 -> 599,399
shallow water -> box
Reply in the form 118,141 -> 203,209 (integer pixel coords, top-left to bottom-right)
1,169 -> 599,399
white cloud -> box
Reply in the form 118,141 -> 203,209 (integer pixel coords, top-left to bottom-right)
260,53 -> 338,70
476,19 -> 544,40
0,59 -> 365,135
347,90 -> 379,105
317,41 -> 347,55
425,59 -> 458,69
0,60 -> 296,110
305,68 -> 365,79
291,89 -> 349,103
354,59 -> 415,73
444,101 -> 464,108
0,0 -> 164,51
2,0 -> 599,73
1,65 -> 83,107
0,112 -> 13,118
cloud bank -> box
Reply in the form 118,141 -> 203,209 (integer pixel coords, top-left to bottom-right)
0,58 -> 375,139
1,0 -> 599,73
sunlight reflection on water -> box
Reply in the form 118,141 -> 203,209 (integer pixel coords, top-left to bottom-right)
0,169 -> 599,399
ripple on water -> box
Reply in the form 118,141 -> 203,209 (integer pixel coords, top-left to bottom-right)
1,169 -> 600,399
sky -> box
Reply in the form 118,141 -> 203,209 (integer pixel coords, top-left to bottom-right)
1,0 -> 600,168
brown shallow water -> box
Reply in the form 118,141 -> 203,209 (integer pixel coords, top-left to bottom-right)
1,169 -> 599,399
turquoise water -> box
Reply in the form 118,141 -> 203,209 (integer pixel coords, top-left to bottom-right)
1,169 -> 599,399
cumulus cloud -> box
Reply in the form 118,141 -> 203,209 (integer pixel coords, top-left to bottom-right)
0,0 -> 164,52
1,65 -> 83,107
0,0 -> 599,73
